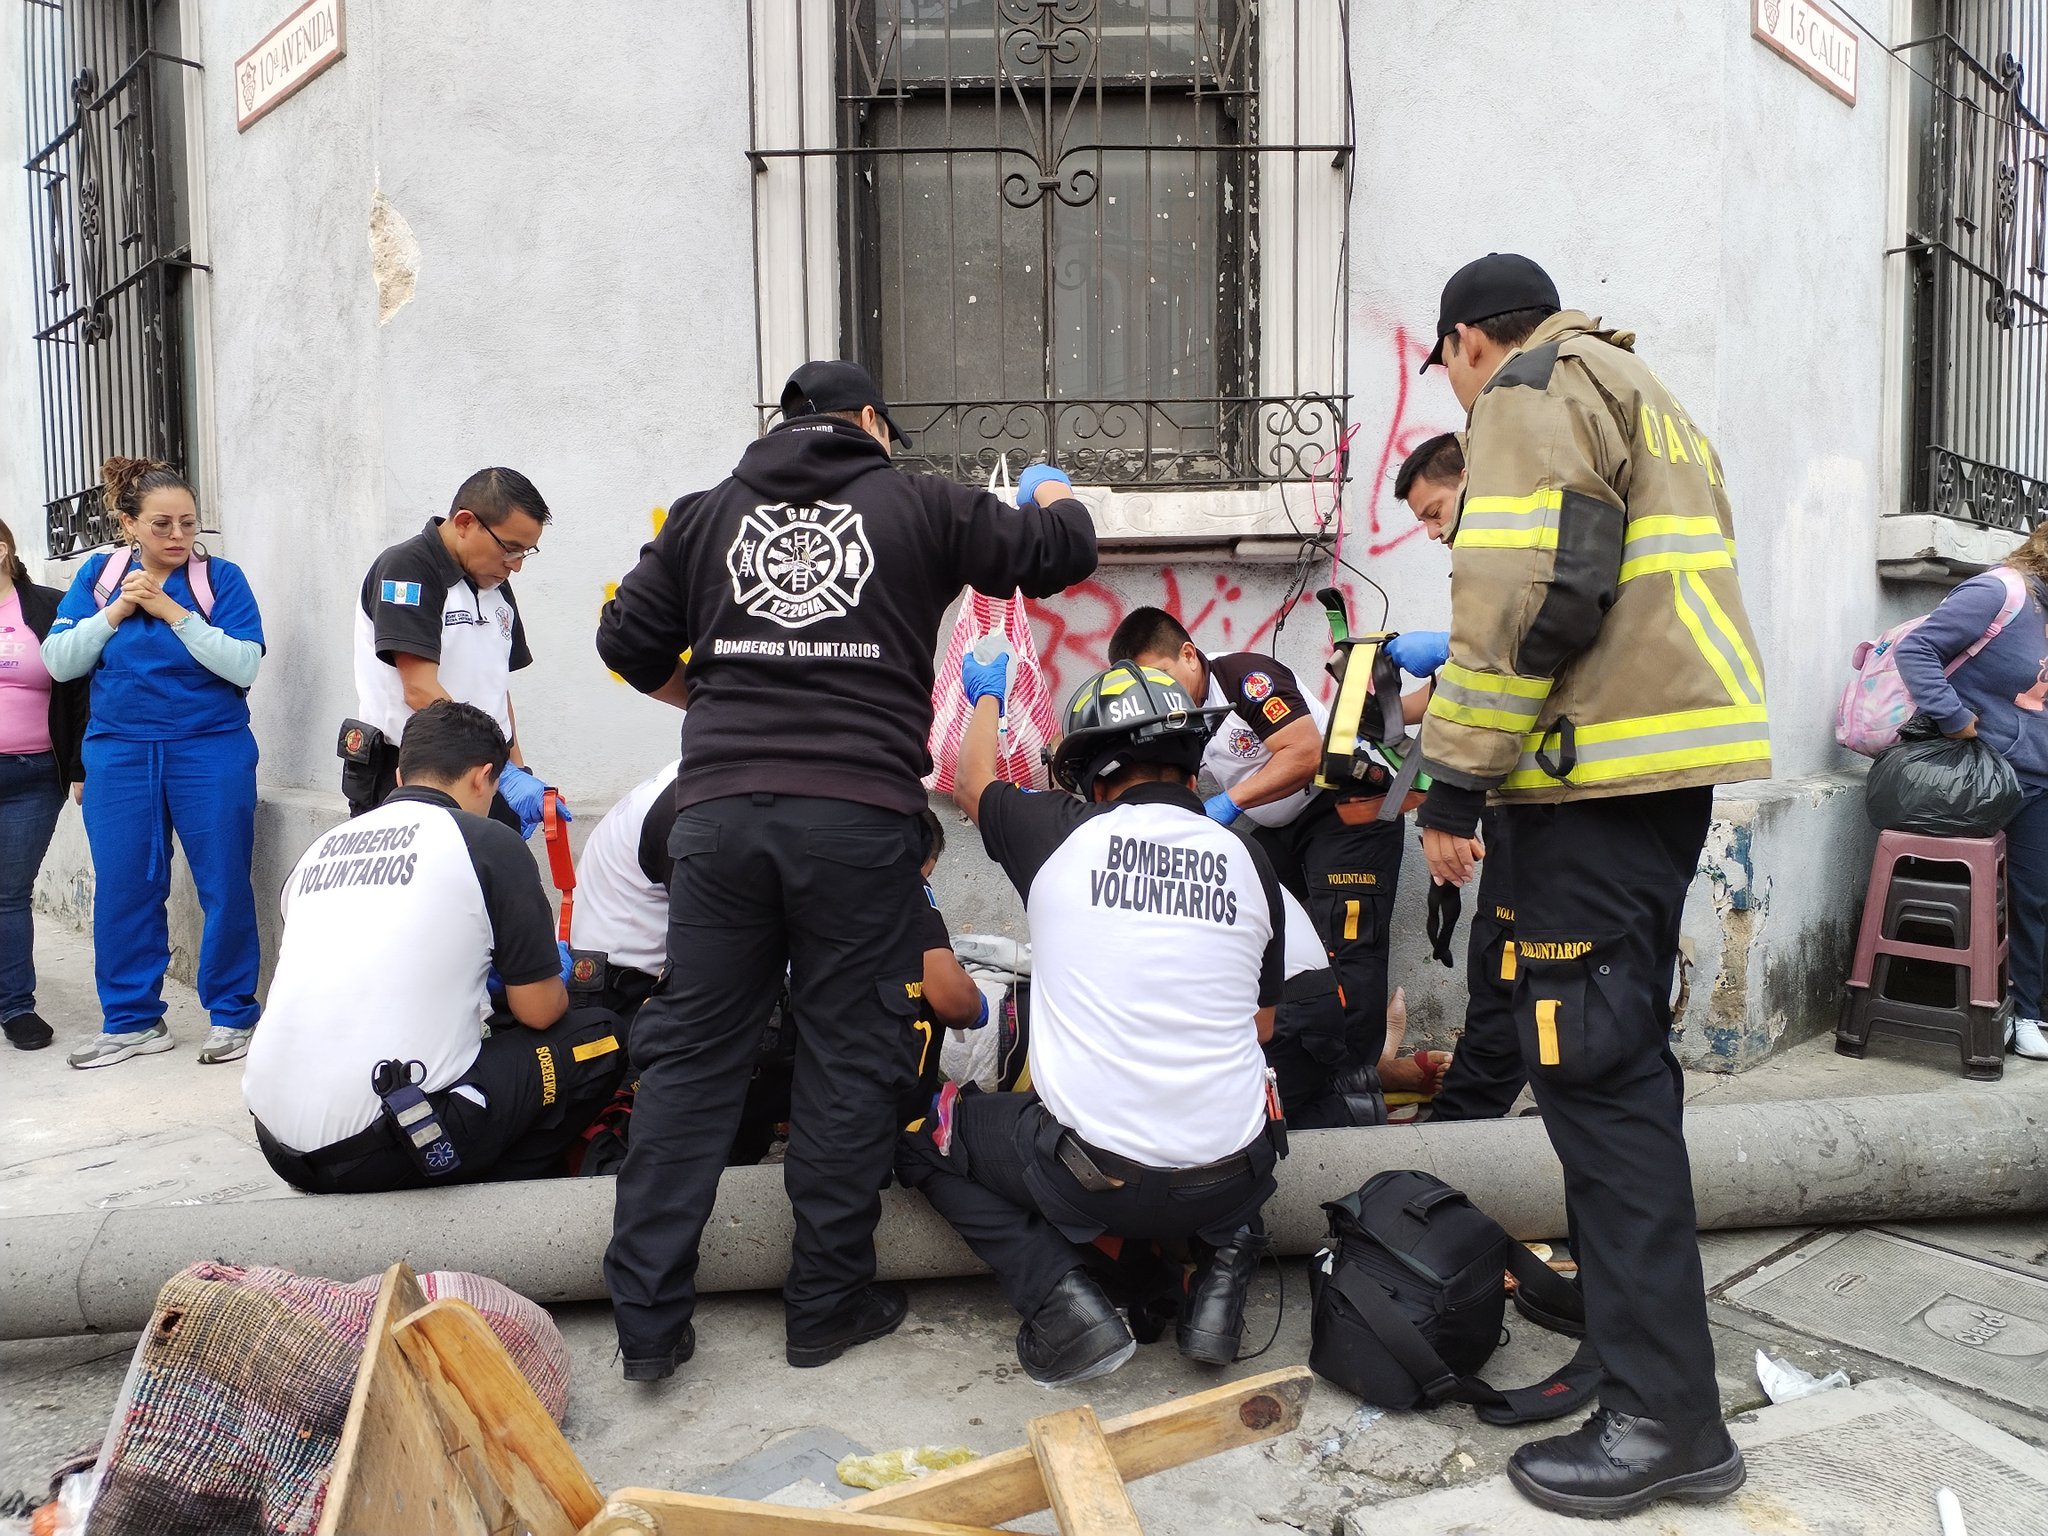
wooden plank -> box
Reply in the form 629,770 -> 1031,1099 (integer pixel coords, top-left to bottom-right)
317,1263 -> 493,1536
573,1488 -> 1006,1536
395,1297 -> 605,1536
841,1366 -> 1309,1526
1027,1406 -> 1144,1536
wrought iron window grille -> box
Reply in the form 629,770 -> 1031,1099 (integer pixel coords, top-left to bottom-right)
1902,0 -> 2048,532
747,0 -> 1353,491
24,0 -> 205,558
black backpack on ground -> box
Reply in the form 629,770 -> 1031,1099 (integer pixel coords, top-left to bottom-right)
1308,1169 -> 1598,1425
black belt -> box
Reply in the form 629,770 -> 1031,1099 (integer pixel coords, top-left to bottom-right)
257,1115 -> 394,1171
1057,1129 -> 1254,1189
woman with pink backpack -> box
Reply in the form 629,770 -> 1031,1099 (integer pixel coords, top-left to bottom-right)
1893,523 -> 2048,1062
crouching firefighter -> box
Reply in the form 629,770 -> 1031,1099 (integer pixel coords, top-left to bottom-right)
242,701 -> 629,1193
897,655 -> 1287,1387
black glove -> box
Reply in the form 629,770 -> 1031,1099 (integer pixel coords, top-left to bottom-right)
1426,877 -> 1462,968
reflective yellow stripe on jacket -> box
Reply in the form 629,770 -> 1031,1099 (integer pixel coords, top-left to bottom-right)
1501,702 -> 1771,790
1618,513 -> 1734,582
1455,488 -> 1561,550
1426,661 -> 1553,733
1670,570 -> 1765,707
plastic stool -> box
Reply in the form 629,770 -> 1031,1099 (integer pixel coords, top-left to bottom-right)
1838,830 -> 2008,1080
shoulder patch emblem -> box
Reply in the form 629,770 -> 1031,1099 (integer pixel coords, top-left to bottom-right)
1241,670 -> 1274,700
1263,697 -> 1290,724
726,502 -> 875,629
1224,726 -> 1262,760
380,580 -> 421,606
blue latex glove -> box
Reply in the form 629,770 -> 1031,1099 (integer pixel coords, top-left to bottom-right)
1387,630 -> 1452,677
972,991 -> 991,1030
1204,791 -> 1242,826
557,940 -> 574,986
1016,463 -> 1072,509
486,966 -> 505,997
498,763 -> 569,839
962,645 -> 1012,707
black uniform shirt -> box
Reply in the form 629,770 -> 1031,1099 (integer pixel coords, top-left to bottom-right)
596,417 -> 1098,815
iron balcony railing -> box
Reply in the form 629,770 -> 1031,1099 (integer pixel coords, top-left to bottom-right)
23,0 -> 202,556
748,0 -> 1353,489
1904,0 -> 2048,531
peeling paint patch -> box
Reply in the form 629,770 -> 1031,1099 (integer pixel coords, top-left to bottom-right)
369,189 -> 419,324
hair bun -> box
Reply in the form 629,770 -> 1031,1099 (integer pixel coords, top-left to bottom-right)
99,455 -> 188,521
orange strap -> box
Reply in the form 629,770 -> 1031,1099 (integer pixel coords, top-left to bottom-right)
543,788 -> 576,943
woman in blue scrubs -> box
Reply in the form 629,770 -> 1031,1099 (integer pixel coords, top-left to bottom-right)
42,457 -> 266,1069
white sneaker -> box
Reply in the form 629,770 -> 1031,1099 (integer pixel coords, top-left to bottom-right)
2010,1016 -> 2048,1060
67,1022 -> 174,1069
198,1025 -> 256,1064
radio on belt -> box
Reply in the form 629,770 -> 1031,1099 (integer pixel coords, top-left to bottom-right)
371,1058 -> 462,1178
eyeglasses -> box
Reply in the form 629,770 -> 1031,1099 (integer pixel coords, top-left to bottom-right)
464,512 -> 540,561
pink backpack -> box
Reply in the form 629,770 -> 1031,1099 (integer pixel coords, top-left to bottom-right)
90,544 -> 216,621
1835,567 -> 2029,757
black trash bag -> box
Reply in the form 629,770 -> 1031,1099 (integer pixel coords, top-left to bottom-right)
1865,716 -> 2022,837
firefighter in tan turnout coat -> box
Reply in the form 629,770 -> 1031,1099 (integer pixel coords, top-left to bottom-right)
1410,253 -> 1770,1521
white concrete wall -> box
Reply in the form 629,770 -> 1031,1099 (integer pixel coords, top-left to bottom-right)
0,14 -> 44,567
9,1 -> 1927,1065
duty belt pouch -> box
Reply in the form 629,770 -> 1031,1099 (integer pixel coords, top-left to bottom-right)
564,949 -> 607,1004
371,1058 -> 461,1178
336,718 -> 388,814
1307,1169 -> 1586,1415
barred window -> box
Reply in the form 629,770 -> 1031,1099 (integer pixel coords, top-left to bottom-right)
750,1 -> 1352,499
1903,0 -> 2048,530
24,0 -> 206,556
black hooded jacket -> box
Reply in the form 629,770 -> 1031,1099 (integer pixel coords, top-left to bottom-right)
597,418 -> 1098,815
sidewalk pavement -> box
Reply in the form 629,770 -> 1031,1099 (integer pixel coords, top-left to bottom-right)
4,913 -> 2045,1530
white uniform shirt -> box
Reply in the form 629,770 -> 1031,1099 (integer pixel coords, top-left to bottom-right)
1197,651 -> 1330,829
353,519 -> 532,742
977,779 -> 1281,1167
243,786 -> 561,1152
570,757 -> 681,974
1279,887 -> 1331,980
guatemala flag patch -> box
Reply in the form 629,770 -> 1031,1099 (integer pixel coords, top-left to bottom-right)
381,580 -> 421,606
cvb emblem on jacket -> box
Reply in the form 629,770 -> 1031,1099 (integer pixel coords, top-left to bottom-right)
727,501 -> 875,629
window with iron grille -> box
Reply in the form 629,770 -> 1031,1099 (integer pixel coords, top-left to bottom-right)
23,0 -> 205,557
1902,0 -> 2048,531
748,1 -> 1351,500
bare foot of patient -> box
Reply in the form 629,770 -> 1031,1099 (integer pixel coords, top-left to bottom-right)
1376,988 -> 1452,1095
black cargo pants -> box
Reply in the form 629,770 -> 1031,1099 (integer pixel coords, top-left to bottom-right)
1503,786 -> 1719,1430
604,794 -> 929,1359
1433,806 -> 1528,1122
254,1005 -> 629,1194
895,1092 -> 1276,1318
1252,794 -> 1404,1070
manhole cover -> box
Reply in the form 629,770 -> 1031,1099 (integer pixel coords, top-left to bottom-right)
1720,1229 -> 2048,1414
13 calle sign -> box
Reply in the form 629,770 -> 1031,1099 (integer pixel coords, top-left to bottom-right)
235,0 -> 346,131
1753,0 -> 1859,106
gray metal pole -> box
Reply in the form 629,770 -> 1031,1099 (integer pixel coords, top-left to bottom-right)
3,1092 -> 2041,1340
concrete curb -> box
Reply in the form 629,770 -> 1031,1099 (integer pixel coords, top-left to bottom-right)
4,1092 -> 2041,1340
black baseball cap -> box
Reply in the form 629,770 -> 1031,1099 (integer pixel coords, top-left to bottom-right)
779,360 -> 913,447
1421,254 -> 1561,373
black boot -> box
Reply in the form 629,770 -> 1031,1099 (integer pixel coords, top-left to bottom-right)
785,1285 -> 908,1368
1329,1064 -> 1386,1127
1018,1270 -> 1135,1388
1177,1228 -> 1269,1365
1512,1269 -> 1586,1338
1508,1410 -> 1745,1517
620,1322 -> 695,1382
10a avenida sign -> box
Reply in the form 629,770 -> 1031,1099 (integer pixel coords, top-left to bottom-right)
1752,0 -> 1858,106
235,0 -> 346,132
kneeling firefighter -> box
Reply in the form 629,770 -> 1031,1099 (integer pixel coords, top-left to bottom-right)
897,653 -> 1287,1387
